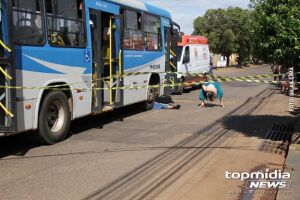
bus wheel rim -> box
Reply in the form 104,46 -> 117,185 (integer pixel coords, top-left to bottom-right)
47,100 -> 65,134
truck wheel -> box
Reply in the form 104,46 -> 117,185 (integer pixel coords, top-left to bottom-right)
176,78 -> 184,95
37,91 -> 71,144
281,85 -> 285,94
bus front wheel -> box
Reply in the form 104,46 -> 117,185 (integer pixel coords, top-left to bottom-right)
37,90 -> 71,144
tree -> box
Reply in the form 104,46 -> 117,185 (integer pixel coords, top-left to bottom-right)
193,9 -> 228,62
193,7 -> 253,66
251,0 -> 300,70
226,7 -> 253,66
220,29 -> 237,66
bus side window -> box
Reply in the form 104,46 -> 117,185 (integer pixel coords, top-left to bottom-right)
46,0 -> 86,47
123,10 -> 143,50
183,46 -> 190,64
13,0 -> 44,45
143,14 -> 161,51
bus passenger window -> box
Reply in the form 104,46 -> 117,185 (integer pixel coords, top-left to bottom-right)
123,10 -> 143,50
46,0 -> 86,47
13,0 -> 44,45
143,14 -> 161,51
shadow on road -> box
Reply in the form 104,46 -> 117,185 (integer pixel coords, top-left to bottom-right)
0,133 -> 38,159
222,115 -> 296,139
0,103 -> 147,159
69,103 -> 146,136
222,114 -> 299,158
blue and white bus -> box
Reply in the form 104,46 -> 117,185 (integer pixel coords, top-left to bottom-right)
0,0 -> 180,144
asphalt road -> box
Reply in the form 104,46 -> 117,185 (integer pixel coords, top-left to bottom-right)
0,65 -> 274,200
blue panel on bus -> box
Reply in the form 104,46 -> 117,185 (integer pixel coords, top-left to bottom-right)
144,3 -> 171,19
123,50 -> 164,70
104,0 -> 172,19
162,17 -> 171,28
15,46 -> 92,75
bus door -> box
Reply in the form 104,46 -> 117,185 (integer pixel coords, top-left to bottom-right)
0,0 -> 16,133
171,27 -> 181,94
89,9 -> 123,113
164,27 -> 178,95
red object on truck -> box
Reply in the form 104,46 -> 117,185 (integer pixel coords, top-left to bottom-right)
178,35 -> 208,46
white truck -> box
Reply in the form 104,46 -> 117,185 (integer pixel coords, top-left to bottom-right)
176,35 -> 211,94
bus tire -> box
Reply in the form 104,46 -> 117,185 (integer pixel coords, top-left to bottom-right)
37,90 -> 71,144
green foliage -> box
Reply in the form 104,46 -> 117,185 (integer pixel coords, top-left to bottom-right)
193,7 -> 253,66
221,29 -> 237,58
251,0 -> 300,69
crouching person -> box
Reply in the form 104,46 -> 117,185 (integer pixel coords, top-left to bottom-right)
199,82 -> 224,107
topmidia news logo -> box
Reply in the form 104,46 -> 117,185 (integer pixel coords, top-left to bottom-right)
225,169 -> 291,190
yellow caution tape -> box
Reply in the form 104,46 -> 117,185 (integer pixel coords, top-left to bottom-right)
0,77 -> 296,91
93,70 -> 298,83
90,78 -> 292,91
0,69 -> 297,91
0,73 -> 289,118
0,102 -> 14,117
0,66 -> 12,80
0,40 -> 12,53
169,78 -> 175,89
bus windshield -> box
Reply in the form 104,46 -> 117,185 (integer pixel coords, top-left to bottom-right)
0,0 -> 9,58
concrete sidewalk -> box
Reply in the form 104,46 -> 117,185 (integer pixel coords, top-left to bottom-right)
276,115 -> 300,200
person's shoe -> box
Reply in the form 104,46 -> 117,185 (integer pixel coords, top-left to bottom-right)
174,104 -> 181,109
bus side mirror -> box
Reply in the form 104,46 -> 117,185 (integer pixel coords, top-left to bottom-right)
172,29 -> 179,37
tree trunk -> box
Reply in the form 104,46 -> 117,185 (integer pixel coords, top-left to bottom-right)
226,56 -> 230,67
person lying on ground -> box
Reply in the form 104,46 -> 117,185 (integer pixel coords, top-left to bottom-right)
199,82 -> 224,107
152,102 -> 181,110
152,95 -> 181,110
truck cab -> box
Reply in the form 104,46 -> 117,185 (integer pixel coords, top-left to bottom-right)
176,35 -> 211,93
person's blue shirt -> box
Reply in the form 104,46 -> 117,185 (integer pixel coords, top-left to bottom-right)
199,82 -> 224,101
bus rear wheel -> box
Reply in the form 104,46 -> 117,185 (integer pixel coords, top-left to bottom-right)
37,91 -> 71,144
